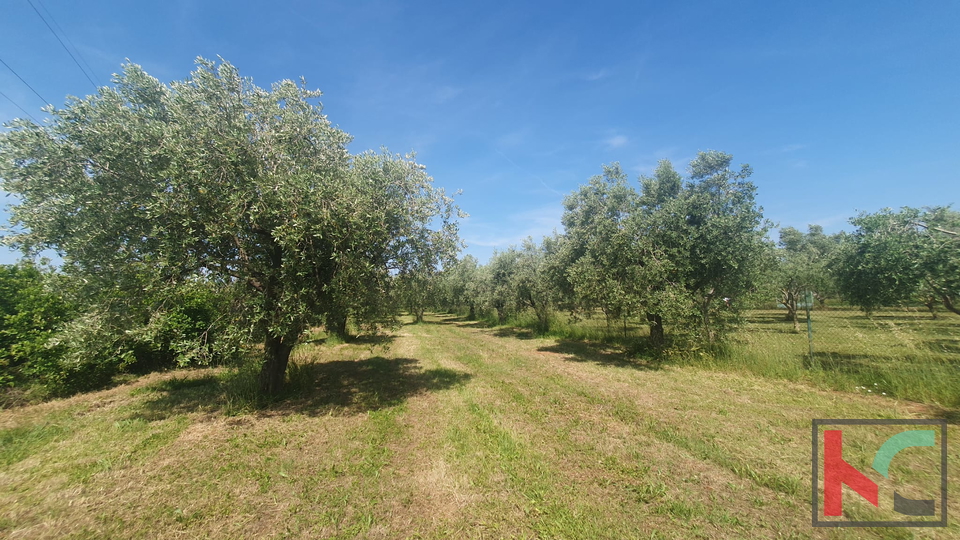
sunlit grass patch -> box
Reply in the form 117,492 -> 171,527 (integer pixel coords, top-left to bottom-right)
689,306 -> 960,407
0,418 -> 70,467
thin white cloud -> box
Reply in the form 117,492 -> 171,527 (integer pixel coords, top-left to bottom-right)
583,69 -> 608,81
760,143 -> 807,155
604,135 -> 628,149
434,85 -> 462,104
492,148 -> 565,197
495,129 -> 531,148
461,205 -> 563,250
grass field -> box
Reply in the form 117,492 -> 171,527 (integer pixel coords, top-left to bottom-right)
1,314 -> 958,538
508,305 -> 960,408
726,306 -> 960,407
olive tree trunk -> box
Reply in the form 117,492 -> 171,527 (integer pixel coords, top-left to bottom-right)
259,332 -> 297,395
646,312 -> 665,347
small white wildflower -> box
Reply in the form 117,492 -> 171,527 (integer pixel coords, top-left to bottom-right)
882,393 -> 886,395
868,390 -> 872,393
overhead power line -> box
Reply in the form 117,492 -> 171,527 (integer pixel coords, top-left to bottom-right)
25,0 -> 100,90
0,89 -> 41,123
34,0 -> 103,88
0,56 -> 49,105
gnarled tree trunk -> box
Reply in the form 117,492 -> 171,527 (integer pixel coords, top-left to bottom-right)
495,302 -> 507,325
927,280 -> 960,316
646,312 -> 665,347
259,332 -> 297,395
701,292 -> 715,344
326,310 -> 348,340
781,289 -> 800,332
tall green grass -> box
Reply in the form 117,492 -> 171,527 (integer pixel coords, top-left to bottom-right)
500,309 -> 651,346
722,307 -> 960,407
489,305 -> 960,408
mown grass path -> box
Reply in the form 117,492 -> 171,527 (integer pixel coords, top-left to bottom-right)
1,315 -> 957,539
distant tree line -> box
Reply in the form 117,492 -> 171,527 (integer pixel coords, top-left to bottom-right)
429,165 -> 959,345
430,153 -> 772,347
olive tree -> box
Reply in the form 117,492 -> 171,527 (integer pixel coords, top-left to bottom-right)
632,159 -> 686,346
559,163 -> 643,331
0,59 -> 458,394
556,153 -> 768,346
436,255 -> 481,318
633,152 -> 770,344
513,237 -> 557,332
484,247 -> 522,324
774,225 -> 842,330
834,207 -> 959,316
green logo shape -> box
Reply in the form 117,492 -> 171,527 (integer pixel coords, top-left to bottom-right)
872,430 -> 936,478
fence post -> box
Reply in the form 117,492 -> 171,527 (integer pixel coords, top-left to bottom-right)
805,290 -> 817,368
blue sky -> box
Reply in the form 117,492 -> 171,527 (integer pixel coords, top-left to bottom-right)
1,0 -> 958,264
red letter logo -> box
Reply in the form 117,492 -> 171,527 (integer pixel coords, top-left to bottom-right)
823,430 -> 879,516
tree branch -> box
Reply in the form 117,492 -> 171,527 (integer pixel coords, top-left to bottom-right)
925,278 -> 960,316
912,221 -> 958,236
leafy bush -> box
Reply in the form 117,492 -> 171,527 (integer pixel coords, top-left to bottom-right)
0,263 -> 73,390
53,279 -> 245,380
0,265 -> 243,401
122,283 -> 236,373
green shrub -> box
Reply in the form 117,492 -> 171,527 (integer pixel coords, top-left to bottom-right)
0,263 -> 73,390
0,268 -> 244,400
54,280 -> 244,378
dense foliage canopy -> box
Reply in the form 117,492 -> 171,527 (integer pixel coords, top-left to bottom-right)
772,225 -> 843,329
0,59 -> 459,394
834,207 -> 959,316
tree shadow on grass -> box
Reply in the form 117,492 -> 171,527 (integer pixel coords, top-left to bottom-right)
127,374 -> 225,422
538,340 -> 660,371
920,339 -> 960,356
417,316 -> 492,330
300,334 -> 397,347
414,314 -> 490,329
453,320 -> 490,329
129,357 -> 471,421
493,327 -> 535,340
417,315 -> 468,324
746,313 -> 795,325
346,334 -> 398,347
929,407 -> 960,425
283,357 -> 470,416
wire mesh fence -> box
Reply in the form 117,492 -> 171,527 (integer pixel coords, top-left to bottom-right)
801,298 -> 957,366
739,292 -> 960,405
